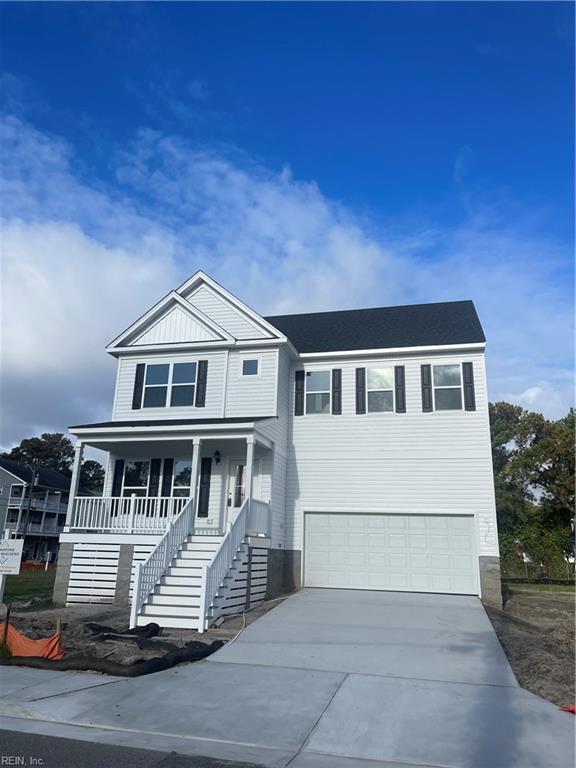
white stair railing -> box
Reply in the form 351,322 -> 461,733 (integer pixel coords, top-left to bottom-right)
198,498 -> 270,632
199,498 -> 250,632
130,497 -> 195,628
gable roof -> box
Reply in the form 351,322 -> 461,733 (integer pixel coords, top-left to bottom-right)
0,458 -> 72,491
265,300 -> 485,353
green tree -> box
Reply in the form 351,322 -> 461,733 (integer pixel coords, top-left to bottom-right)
1,432 -> 74,473
79,459 -> 105,494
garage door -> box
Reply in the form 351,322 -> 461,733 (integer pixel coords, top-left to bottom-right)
304,513 -> 478,595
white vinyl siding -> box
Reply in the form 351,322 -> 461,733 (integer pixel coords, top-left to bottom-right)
224,349 -> 278,418
113,351 -> 226,420
132,306 -> 221,345
186,284 -> 270,340
305,513 -> 479,595
285,354 -> 498,559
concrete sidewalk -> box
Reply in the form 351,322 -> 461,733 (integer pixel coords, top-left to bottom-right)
1,590 -> 574,768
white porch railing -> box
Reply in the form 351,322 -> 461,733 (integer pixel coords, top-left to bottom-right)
199,498 -> 270,632
71,496 -> 187,533
130,497 -> 196,628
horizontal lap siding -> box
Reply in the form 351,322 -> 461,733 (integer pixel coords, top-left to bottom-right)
186,284 -> 269,340
67,543 -> 119,603
286,354 -> 498,557
256,347 -> 291,548
113,351 -> 226,421
225,350 -> 278,417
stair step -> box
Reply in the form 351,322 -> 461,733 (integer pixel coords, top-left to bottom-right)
182,541 -> 221,552
142,604 -> 200,617
150,593 -> 202,606
153,582 -> 202,605
167,565 -> 205,577
187,535 -> 223,543
177,550 -> 215,561
136,615 -> 202,630
161,574 -> 203,586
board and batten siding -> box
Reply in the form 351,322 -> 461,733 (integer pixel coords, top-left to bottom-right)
285,353 -> 498,558
132,306 -> 220,346
184,284 -> 270,340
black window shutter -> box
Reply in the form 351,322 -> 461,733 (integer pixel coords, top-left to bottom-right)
462,362 -> 476,411
161,458 -> 174,497
332,369 -> 342,415
395,366 -> 406,413
355,368 -> 366,414
197,457 -> 212,517
421,364 -> 433,412
111,459 -> 125,496
132,364 -> 145,410
195,360 -> 208,407
294,370 -> 305,416
149,459 -> 161,497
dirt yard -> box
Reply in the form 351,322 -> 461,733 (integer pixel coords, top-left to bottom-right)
485,585 -> 575,708
3,598 -> 286,666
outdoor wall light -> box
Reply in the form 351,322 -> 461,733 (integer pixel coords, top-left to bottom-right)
214,450 -> 221,465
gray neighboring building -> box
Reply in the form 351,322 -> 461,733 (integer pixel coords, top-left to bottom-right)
0,459 -> 71,561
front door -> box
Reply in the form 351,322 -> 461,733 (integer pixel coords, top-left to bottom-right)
226,459 -> 246,527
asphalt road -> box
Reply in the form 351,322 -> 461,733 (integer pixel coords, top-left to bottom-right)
0,730 -> 264,768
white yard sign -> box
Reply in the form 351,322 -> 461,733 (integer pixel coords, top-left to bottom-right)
0,538 -> 24,575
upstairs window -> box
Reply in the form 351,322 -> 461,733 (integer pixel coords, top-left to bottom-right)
142,362 -> 198,408
242,359 -> 259,376
433,364 -> 463,410
367,368 -> 394,412
305,370 -> 331,414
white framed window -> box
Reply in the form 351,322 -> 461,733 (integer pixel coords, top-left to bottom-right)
10,484 -> 24,498
305,370 -> 331,414
367,368 -> 394,412
433,364 -> 463,411
142,362 -> 198,408
122,460 -> 150,497
172,459 -> 192,498
241,358 -> 260,377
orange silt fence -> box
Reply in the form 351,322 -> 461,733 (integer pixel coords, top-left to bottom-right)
0,623 -> 65,659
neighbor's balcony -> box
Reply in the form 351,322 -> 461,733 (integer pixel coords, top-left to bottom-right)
8,494 -> 68,515
5,518 -> 65,536
70,496 -> 189,533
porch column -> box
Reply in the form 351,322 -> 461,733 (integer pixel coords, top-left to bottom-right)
245,436 -> 255,502
64,441 -> 84,530
190,437 -> 202,515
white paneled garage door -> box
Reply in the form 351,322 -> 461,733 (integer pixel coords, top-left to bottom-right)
304,513 -> 478,595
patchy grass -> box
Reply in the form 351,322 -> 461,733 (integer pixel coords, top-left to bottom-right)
3,568 -> 56,604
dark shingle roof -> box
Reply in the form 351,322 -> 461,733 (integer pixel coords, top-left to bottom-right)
69,417 -> 272,430
0,458 -> 72,491
265,300 -> 485,353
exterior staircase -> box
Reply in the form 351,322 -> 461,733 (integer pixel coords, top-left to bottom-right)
136,534 -> 223,629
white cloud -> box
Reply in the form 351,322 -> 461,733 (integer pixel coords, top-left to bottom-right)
1,114 -> 573,449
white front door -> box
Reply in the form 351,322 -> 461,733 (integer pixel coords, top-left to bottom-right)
226,459 -> 246,528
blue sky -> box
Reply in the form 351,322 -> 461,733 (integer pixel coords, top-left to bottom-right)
1,1 -> 574,447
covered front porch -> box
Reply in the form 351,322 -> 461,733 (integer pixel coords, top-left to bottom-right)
65,420 -> 273,537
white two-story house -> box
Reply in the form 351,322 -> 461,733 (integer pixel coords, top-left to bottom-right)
53,270 -> 501,629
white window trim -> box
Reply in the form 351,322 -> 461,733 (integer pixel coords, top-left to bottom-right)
239,355 -> 262,379
305,370 -> 332,415
121,459 -> 151,496
142,362 -> 199,409
432,363 -> 464,412
366,367 -> 395,414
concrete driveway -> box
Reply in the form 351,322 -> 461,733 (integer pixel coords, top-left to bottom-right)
0,589 -> 574,768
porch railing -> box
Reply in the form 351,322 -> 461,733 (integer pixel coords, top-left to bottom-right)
130,497 -> 195,628
8,495 -> 68,514
71,496 -> 187,533
199,497 -> 270,632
